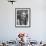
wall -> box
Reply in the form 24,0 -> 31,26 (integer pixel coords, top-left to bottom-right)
0,0 -> 46,42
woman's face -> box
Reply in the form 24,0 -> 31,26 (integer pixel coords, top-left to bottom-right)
21,12 -> 26,18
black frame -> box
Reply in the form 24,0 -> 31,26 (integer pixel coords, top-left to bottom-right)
15,8 -> 31,28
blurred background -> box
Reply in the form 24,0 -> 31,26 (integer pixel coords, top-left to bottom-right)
0,0 -> 46,46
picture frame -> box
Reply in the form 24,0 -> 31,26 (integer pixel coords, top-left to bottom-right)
15,8 -> 31,28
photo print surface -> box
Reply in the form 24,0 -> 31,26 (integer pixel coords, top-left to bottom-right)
15,8 -> 31,27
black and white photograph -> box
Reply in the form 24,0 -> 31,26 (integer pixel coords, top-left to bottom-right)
15,8 -> 31,27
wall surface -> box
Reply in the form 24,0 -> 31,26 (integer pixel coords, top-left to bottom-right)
0,0 -> 46,42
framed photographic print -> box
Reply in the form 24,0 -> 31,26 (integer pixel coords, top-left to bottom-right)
15,8 -> 31,27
